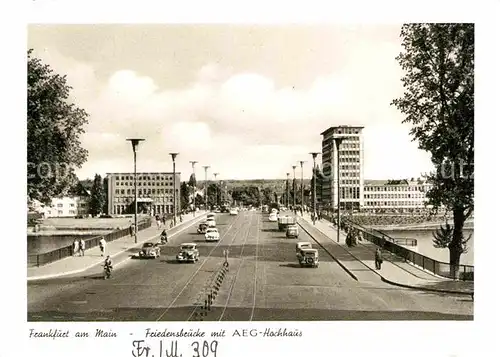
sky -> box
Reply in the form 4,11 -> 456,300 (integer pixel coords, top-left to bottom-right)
28,24 -> 434,181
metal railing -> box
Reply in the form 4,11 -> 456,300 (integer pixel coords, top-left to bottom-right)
28,217 -> 152,267
329,215 -> 473,281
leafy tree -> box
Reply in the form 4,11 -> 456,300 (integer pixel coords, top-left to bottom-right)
27,49 -> 88,204
392,24 -> 474,278
207,183 -> 221,207
432,222 -> 471,254
194,193 -> 205,206
180,182 -> 190,210
89,174 -> 105,216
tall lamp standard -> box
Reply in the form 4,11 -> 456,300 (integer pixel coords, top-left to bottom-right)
292,165 -> 297,207
333,138 -> 345,242
189,161 -> 198,217
203,165 -> 210,212
309,152 -> 320,224
213,173 -> 219,207
169,153 -> 179,226
299,160 -> 306,211
126,138 -> 145,243
286,172 -> 290,208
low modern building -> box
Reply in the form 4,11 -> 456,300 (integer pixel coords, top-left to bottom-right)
362,178 -> 433,213
30,196 -> 90,218
106,172 -> 181,216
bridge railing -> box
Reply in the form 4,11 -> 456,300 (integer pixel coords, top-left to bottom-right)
28,217 -> 152,267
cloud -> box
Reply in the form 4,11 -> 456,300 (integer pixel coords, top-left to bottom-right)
31,38 -> 432,181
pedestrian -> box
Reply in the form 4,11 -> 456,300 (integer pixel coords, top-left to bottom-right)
73,239 -> 79,257
79,238 -> 86,257
99,237 -> 106,256
129,224 -> 134,237
375,248 -> 383,270
162,216 -> 166,226
155,214 -> 161,229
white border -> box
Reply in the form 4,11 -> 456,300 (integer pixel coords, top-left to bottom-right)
2,1 -> 499,356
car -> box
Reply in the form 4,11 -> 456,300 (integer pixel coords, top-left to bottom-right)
207,213 -> 216,219
176,243 -> 199,263
229,208 -> 238,215
197,222 -> 208,234
296,242 -> 313,253
139,242 -> 161,259
205,227 -> 220,242
286,224 -> 299,238
297,248 -> 319,268
268,213 -> 278,222
206,218 -> 216,227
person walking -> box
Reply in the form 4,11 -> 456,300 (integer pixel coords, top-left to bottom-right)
79,238 -> 86,257
129,223 -> 134,238
99,237 -> 106,256
161,215 -> 166,227
375,248 -> 383,270
155,214 -> 161,229
73,239 -> 79,257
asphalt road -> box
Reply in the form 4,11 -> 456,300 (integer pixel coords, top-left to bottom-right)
28,211 -> 473,321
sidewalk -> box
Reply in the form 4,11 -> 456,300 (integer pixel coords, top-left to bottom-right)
27,211 -> 208,281
298,214 -> 473,296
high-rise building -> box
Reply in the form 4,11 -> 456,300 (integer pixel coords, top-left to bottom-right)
106,172 -> 180,216
320,125 -> 364,211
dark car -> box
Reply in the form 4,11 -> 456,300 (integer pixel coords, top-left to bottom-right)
139,242 -> 161,259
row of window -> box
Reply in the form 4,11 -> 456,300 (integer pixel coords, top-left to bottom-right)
365,185 -> 429,192
365,193 -> 425,199
365,201 -> 426,207
340,187 -> 361,199
339,150 -> 361,156
114,188 -> 178,195
115,175 -> 173,181
113,197 -> 175,203
116,181 -> 174,187
341,172 -> 361,177
341,180 -> 360,185
52,202 -> 87,208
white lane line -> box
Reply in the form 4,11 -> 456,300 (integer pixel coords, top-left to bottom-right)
218,213 -> 254,321
250,212 -> 260,321
156,214 -> 241,321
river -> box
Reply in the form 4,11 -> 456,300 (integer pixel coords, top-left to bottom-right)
378,228 -> 474,265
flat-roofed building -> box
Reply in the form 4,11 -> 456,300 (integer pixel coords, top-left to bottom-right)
106,172 -> 180,216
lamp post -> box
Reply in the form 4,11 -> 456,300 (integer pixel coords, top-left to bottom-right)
299,160 -> 306,211
310,152 -> 320,225
169,153 -> 179,226
189,161 -> 197,217
126,138 -> 145,243
213,173 -> 219,207
292,165 -> 297,207
333,138 -> 345,242
286,172 -> 290,208
203,165 -> 210,212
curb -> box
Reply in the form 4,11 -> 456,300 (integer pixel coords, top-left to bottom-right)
27,213 -> 208,281
297,219 -> 358,281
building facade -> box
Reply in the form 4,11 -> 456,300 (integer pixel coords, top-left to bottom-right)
320,125 -> 365,211
31,196 -> 90,218
363,179 -> 433,213
106,172 -> 181,216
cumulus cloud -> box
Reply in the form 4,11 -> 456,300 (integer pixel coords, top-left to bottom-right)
30,35 -> 433,181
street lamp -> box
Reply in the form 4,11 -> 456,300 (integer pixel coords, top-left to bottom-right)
203,165 -> 210,212
310,152 -> 320,225
299,160 -> 306,211
292,165 -> 297,207
286,172 -> 290,208
213,173 -> 219,207
189,161 -> 198,217
169,153 -> 179,226
126,138 -> 145,243
333,138 -> 345,243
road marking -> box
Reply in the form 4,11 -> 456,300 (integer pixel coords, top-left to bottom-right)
156,214 -> 241,321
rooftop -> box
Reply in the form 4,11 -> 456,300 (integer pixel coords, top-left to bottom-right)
364,178 -> 430,186
321,125 -> 365,136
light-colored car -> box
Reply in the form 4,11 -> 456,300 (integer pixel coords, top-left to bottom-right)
295,242 -> 312,253
205,227 -> 220,242
297,248 -> 319,268
206,218 -> 216,227
207,213 -> 216,219
286,224 -> 299,238
229,208 -> 238,215
268,213 -> 278,222
176,243 -> 199,263
139,242 -> 161,259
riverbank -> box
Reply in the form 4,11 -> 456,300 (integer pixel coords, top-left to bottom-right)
369,221 -> 474,231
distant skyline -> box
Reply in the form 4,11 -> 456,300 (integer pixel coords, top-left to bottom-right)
28,24 -> 434,181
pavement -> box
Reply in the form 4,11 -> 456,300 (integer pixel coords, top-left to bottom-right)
28,211 -> 473,321
27,211 -> 208,281
297,214 -> 474,296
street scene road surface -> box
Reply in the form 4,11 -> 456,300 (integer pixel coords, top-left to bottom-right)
28,211 -> 473,321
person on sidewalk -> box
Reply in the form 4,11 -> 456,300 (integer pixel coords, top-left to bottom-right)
79,238 -> 86,256
162,216 -> 166,227
155,214 -> 161,229
129,224 -> 134,238
99,237 -> 106,256
375,248 -> 383,270
73,239 -> 79,257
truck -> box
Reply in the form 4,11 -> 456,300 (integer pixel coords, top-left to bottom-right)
277,215 -> 296,231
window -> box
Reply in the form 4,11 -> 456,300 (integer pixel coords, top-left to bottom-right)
69,210 -> 75,215
70,203 -> 75,207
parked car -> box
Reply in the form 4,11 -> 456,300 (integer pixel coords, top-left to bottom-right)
286,224 -> 299,238
139,242 -> 161,259
205,227 -> 220,242
297,248 -> 319,268
197,222 -> 208,234
176,243 -> 199,263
